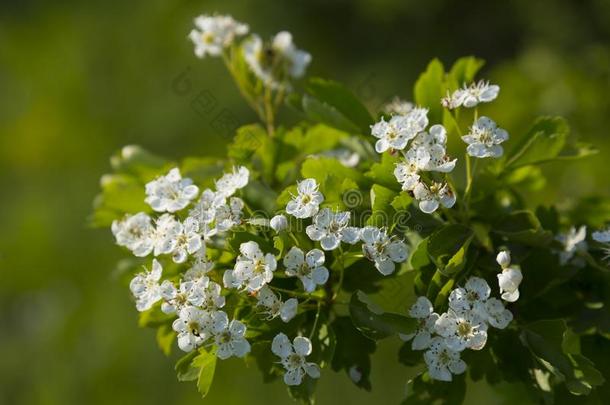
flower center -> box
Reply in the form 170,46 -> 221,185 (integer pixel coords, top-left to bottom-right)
188,321 -> 201,336
457,321 -> 472,337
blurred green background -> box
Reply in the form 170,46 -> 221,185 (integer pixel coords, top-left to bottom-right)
1,0 -> 609,403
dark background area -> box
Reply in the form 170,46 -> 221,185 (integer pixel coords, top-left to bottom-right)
1,0 -> 609,403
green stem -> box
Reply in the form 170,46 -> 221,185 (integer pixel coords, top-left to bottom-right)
270,285 -> 324,301
221,51 -> 265,122
263,86 -> 275,136
332,246 -> 346,300
308,302 -> 322,340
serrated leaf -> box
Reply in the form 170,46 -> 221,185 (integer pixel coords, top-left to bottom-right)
193,348 -> 217,399
414,59 -> 445,125
349,290 -> 417,340
506,117 -> 569,169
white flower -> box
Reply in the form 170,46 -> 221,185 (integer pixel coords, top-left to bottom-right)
306,208 -> 360,250
272,333 -> 321,386
460,81 -> 500,108
189,15 -> 249,58
197,280 -> 226,310
158,217 -> 202,263
186,248 -> 214,278
496,250 -> 511,269
435,309 -> 488,351
189,189 -> 226,226
160,279 -> 202,314
152,214 -> 182,256
111,212 -> 155,257
424,337 -> 467,382
243,32 -> 311,88
361,226 -> 409,275
461,116 -> 509,158
215,166 -> 249,198
129,259 -> 163,312
215,197 -> 244,231
442,81 -> 499,109
229,241 -> 277,292
556,226 -> 588,266
592,228 -> 610,243
448,277 -> 490,316
497,267 -> 523,302
410,125 -> 456,173
286,178 -> 324,219
383,97 -> 413,115
172,306 -> 218,352
270,214 -> 288,232
370,108 -> 428,153
283,247 -> 329,292
394,148 -> 427,191
256,286 -> 298,322
413,181 -> 456,214
145,168 -> 199,213
400,297 -> 439,350
483,298 -> 513,329
210,312 -> 251,360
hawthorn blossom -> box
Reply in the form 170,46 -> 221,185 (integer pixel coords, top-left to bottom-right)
383,97 -> 413,115
189,15 -> 249,58
112,212 -> 155,257
435,309 -> 488,351
461,117 -> 509,158
189,189 -> 226,225
243,31 -> 311,88
186,248 -> 214,278
361,226 -> 409,275
306,208 -> 360,251
215,197 -> 244,231
256,286 -> 298,322
413,181 -> 456,214
211,312 -> 251,360
448,277 -> 490,317
227,241 -> 277,292
497,267 -> 523,302
172,306 -> 217,352
394,148 -> 427,191
286,178 -> 324,219
165,217 -> 203,263
424,337 -> 467,382
130,259 -> 163,312
270,214 -> 288,232
215,166 -> 249,198
410,125 -> 456,172
145,168 -> 199,213
556,226 -> 588,266
160,279 -> 200,314
370,108 -> 428,153
283,247 -> 329,292
272,333 -> 321,386
400,297 -> 439,350
483,298 -> 513,329
442,81 -> 499,109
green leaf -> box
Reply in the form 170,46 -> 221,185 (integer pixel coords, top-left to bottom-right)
306,78 -> 373,134
447,56 -> 485,90
90,174 -> 150,227
175,351 -> 200,382
248,341 -> 279,383
493,210 -> 553,247
302,94 -> 361,134
427,224 -> 473,273
506,117 -> 569,169
180,157 -> 224,185
193,348 -> 217,399
349,290 -> 417,340
365,152 -> 400,191
403,373 -> 466,404
521,320 -> 605,396
414,59 -> 445,125
156,325 -> 175,356
331,316 -> 376,391
368,184 -> 398,227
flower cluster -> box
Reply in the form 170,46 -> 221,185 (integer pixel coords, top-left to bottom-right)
373,108 -> 457,213
404,276 -> 514,381
188,14 -> 310,90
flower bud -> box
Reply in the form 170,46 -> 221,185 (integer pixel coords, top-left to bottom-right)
496,250 -> 511,269
270,214 -> 288,232
497,267 -> 522,302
